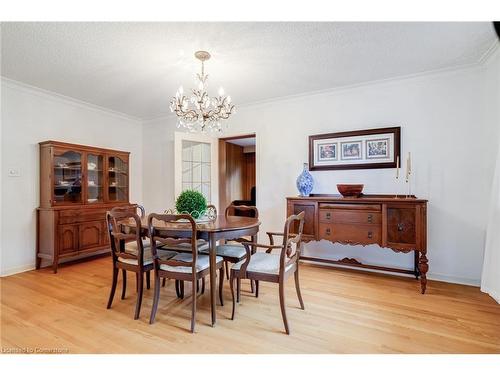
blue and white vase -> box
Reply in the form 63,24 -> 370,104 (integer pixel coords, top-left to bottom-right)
296,163 -> 314,197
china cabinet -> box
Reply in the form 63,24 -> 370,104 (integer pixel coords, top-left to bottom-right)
37,141 -> 133,272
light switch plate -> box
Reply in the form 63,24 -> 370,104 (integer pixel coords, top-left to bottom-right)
8,168 -> 21,177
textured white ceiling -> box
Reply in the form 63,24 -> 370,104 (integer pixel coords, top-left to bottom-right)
1,22 -> 497,120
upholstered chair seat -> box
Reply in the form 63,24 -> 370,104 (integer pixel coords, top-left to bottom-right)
160,240 -> 209,253
118,249 -> 178,266
200,243 -> 246,259
232,252 -> 293,275
159,253 -> 223,273
124,239 -> 151,253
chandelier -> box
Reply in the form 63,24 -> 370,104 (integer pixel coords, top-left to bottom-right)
170,50 -> 235,133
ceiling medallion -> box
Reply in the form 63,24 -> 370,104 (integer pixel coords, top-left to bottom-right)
170,50 -> 235,133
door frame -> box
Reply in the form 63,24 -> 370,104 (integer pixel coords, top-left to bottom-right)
218,133 -> 256,211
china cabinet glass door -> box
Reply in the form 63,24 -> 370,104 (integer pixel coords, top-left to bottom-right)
53,151 -> 83,204
86,153 -> 104,203
107,155 -> 128,202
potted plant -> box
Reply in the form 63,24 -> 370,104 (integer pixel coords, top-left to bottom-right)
175,190 -> 207,219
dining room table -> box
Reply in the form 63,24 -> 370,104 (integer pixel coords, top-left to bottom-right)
128,214 -> 261,326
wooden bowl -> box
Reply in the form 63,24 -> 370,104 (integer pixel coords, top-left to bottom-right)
337,184 -> 364,197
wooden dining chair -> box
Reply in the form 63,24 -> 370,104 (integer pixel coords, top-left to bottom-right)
105,209 -> 178,320
229,211 -> 305,334
199,204 -> 259,300
117,204 -> 176,289
148,213 -> 225,333
159,204 -> 217,293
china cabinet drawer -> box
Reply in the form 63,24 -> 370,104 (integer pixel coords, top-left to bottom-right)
320,209 -> 381,224
59,209 -> 107,224
319,223 -> 381,245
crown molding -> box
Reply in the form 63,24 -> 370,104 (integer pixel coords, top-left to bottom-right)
142,112 -> 177,124
478,40 -> 500,66
0,77 -> 142,123
237,58 -> 493,110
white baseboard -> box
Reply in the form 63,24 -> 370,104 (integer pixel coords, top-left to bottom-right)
480,286 -> 500,304
301,260 -> 481,287
427,272 -> 481,287
1,263 -> 36,277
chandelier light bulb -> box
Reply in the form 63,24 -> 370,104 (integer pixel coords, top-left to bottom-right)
218,87 -> 225,96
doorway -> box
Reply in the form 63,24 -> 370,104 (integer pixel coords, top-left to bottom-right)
218,134 -> 256,211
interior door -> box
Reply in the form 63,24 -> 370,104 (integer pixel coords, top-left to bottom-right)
174,131 -> 219,210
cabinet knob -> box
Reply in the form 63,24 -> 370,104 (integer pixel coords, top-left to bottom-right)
326,212 -> 331,219
325,228 -> 331,235
367,214 -> 373,223
367,231 -> 373,239
397,223 -> 404,232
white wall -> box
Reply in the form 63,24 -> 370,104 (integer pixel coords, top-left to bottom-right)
142,61 -> 499,286
0,79 -> 143,276
481,47 -> 500,302
142,117 -> 176,213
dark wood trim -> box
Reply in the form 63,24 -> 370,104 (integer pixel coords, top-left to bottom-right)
218,133 -> 256,141
218,134 -> 256,211
309,126 -> 401,171
287,194 -> 427,203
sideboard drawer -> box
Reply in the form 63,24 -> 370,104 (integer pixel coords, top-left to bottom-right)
319,203 -> 381,211
319,223 -> 381,245
320,209 -> 381,224
335,210 -> 382,224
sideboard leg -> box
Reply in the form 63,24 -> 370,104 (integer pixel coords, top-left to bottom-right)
418,252 -> 428,294
413,250 -> 420,279
36,255 -> 42,270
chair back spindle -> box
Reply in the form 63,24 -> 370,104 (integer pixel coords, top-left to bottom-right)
280,211 -> 305,271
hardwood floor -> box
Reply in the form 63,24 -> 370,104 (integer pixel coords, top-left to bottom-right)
1,256 -> 499,354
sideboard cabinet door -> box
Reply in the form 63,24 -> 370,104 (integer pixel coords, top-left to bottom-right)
287,200 -> 317,240
385,205 -> 417,250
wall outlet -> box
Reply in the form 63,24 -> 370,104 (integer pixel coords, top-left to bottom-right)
8,168 -> 21,177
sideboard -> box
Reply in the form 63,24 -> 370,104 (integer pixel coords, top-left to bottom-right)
286,194 -> 428,293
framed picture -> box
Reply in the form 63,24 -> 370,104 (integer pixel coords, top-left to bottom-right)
317,142 -> 338,161
366,138 -> 390,159
309,126 -> 401,170
341,141 -> 362,160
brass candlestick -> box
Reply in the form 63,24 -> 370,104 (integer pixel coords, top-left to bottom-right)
405,152 -> 412,198
395,155 -> 400,199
